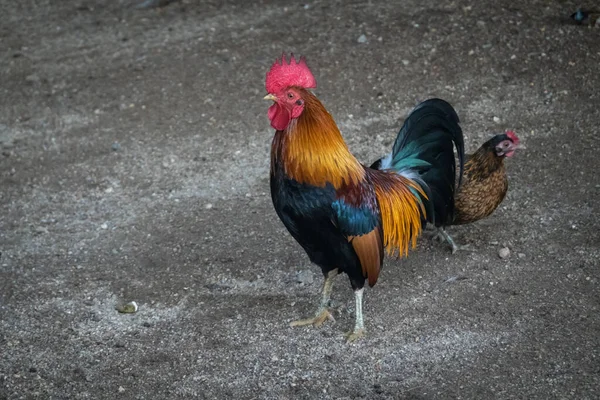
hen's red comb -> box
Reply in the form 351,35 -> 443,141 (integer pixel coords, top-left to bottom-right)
265,53 -> 316,94
506,130 -> 520,144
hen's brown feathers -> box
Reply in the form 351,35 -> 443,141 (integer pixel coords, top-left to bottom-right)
452,147 -> 508,225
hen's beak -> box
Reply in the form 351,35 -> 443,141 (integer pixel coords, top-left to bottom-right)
264,94 -> 277,102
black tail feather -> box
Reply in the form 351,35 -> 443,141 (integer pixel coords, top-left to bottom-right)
371,98 -> 465,227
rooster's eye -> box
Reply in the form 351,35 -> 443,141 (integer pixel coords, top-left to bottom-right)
287,93 -> 294,99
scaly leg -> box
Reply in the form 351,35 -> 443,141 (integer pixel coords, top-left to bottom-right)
345,288 -> 366,342
290,269 -> 338,327
433,227 -> 472,254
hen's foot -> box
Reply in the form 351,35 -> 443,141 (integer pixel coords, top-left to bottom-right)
433,228 -> 473,254
452,244 -> 474,254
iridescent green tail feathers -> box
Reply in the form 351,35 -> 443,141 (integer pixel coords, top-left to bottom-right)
370,99 -> 465,227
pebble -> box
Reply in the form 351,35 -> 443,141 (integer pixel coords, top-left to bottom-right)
25,74 -> 40,83
111,142 -> 121,151
296,270 -> 313,285
445,276 -> 468,283
357,34 -> 367,44
100,223 -> 108,230
205,203 -> 213,209
115,301 -> 138,314
498,247 -> 510,259
34,226 -> 48,234
493,116 -> 501,123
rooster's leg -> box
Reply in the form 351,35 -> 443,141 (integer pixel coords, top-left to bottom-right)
434,227 -> 472,254
290,269 -> 338,327
345,288 -> 366,342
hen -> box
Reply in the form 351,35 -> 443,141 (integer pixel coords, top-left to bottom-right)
375,131 -> 520,253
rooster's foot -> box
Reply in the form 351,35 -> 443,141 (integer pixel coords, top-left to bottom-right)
344,328 -> 366,342
290,308 -> 335,327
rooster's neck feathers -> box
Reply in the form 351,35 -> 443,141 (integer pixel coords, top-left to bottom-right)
271,90 -> 364,188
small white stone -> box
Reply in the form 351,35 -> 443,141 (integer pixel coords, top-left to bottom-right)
100,223 -> 108,230
493,116 -> 501,123
498,247 -> 510,259
205,203 -> 213,209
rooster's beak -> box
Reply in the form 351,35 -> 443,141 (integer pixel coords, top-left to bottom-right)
263,94 -> 277,102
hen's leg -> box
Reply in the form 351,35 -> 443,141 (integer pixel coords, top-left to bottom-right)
345,288 -> 366,342
433,227 -> 472,254
290,269 -> 338,327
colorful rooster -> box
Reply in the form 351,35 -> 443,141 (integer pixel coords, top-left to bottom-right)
265,54 -> 464,341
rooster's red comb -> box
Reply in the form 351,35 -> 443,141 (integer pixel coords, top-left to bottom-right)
506,130 -> 519,144
265,53 -> 316,94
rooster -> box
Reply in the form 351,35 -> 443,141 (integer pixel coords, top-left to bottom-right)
264,54 -> 464,341
373,131 -> 520,253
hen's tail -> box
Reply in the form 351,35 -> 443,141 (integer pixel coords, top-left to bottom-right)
370,98 -> 465,227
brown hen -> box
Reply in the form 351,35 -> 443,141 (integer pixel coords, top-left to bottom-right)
433,131 -> 520,252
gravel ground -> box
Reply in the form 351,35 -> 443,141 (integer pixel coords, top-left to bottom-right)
1,0 -> 599,399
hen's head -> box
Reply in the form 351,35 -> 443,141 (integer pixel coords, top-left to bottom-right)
490,130 -> 520,158
264,54 -> 316,131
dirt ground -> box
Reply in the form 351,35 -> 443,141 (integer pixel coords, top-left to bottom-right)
1,0 -> 599,399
